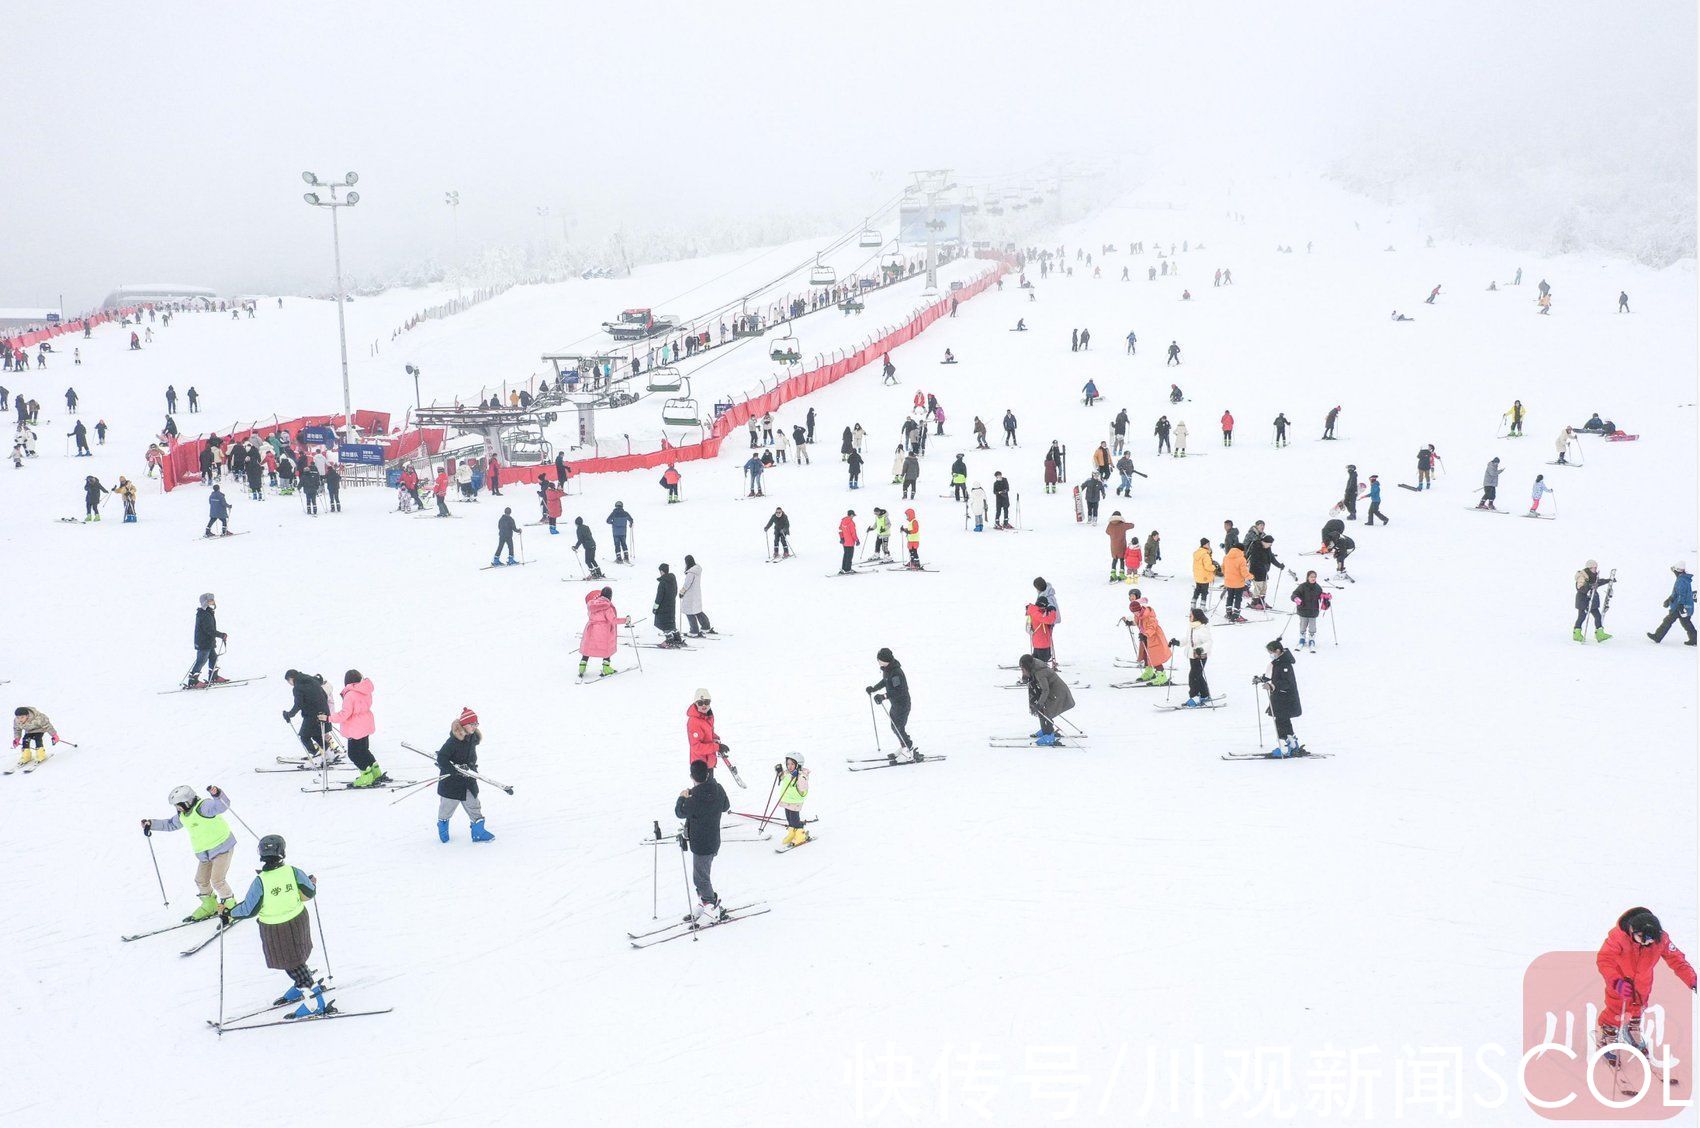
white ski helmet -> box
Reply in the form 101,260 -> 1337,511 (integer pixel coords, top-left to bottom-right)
1584,560 -> 1598,571
1675,562 -> 1689,574
169,785 -> 197,808
694,688 -> 711,704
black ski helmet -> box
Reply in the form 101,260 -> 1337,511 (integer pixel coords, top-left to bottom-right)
1622,907 -> 1663,944
258,834 -> 286,861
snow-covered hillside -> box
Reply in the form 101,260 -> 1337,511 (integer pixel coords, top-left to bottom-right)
1,181 -> 1694,1126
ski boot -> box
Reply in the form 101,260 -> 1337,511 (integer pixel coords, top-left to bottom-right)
437,820 -> 450,843
692,898 -> 728,927
1308,639 -> 1317,652
470,819 -> 495,843
491,558 -> 504,567
1033,732 -> 1059,747
577,658 -> 589,677
549,526 -> 560,534
1573,628 -> 1585,642
350,764 -> 382,788
285,984 -> 329,1020
1150,670 -> 1170,686
185,894 -> 219,922
1182,697 -> 1201,708
16,749 -> 32,767
209,673 -> 229,685
1267,743 -> 1290,759
1595,628 -> 1612,642
273,985 -> 304,1007
1137,666 -> 1157,682
506,556 -> 517,566
600,660 -> 615,677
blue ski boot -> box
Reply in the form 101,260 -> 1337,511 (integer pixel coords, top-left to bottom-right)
470,819 -> 495,843
437,820 -> 450,843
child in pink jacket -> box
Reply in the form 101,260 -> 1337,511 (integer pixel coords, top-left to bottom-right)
579,587 -> 629,678
322,671 -> 386,788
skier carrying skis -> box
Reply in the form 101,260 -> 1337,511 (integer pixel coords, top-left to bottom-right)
493,507 -> 518,566
219,835 -> 327,1020
321,671 -> 386,788
10,706 -> 59,767
865,648 -> 917,760
677,759 -> 731,923
1291,571 -> 1328,651
606,502 -> 635,562
187,593 -> 228,688
281,670 -> 332,762
1573,560 -> 1614,642
578,587 -> 628,678
436,707 -> 494,842
680,555 -> 713,637
1017,654 -> 1076,746
685,687 -> 731,774
1594,907 -> 1696,1067
774,757 -> 811,849
1182,609 -> 1212,706
143,785 -> 237,920
1255,640 -> 1305,756
1648,562 -> 1696,645
653,563 -> 684,647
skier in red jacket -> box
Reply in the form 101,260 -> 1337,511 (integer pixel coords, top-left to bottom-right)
1595,907 -> 1697,1063
837,510 -> 859,574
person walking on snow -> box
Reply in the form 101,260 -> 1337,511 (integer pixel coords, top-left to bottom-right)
967,484 -> 989,532
1647,562 -> 1697,645
1256,640 -> 1306,756
1273,413 -> 1290,447
865,648 -> 918,759
1365,475 -> 1388,525
1573,560 -> 1614,642
1220,409 -> 1234,446
1166,341 -> 1181,366
143,785 -> 238,920
578,587 -> 628,677
218,834 -> 327,1019
1617,291 -> 1630,313
1594,907 -> 1696,1067
436,707 -> 494,842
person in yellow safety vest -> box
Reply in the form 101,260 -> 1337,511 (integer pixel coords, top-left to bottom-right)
143,784 -> 238,921
949,454 -> 968,502
902,509 -> 922,569
222,834 -> 326,1019
773,755 -> 811,849
868,508 -> 892,560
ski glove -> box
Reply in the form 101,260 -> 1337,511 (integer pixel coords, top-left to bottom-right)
864,685 -> 877,695
50,734 -> 58,744
207,785 -> 223,798
140,819 -> 152,834
716,742 -> 728,754
874,694 -> 886,705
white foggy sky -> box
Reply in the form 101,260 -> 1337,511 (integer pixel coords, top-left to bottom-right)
2,0 -> 1692,308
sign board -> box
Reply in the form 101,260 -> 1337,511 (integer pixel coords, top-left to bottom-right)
300,425 -> 338,447
337,443 -> 385,466
46,312 -> 61,323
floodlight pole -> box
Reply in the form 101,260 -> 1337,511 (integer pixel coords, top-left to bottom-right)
303,171 -> 360,444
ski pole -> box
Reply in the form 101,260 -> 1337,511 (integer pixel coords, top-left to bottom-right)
1253,679 -> 1265,748
651,820 -> 662,919
627,619 -> 643,673
144,827 -> 170,906
759,767 -> 781,825
220,795 -> 259,838
312,895 -> 332,983
678,827 -> 692,914
388,774 -> 449,806
1330,605 -> 1340,647
867,692 -> 883,753
217,907 -> 227,1036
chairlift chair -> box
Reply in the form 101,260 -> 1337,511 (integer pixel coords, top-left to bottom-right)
661,378 -> 699,426
809,256 -> 837,286
646,365 -> 683,393
770,334 -> 802,364
858,227 -> 882,249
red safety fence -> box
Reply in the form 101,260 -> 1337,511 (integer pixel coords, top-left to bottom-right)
161,409 -> 433,490
495,259 -> 1011,486
3,306 -> 147,353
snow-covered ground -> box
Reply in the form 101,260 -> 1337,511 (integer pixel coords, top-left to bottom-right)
2,179 -> 1694,1126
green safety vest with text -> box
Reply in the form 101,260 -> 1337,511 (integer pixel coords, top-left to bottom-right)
256,865 -> 307,926
182,802 -> 233,856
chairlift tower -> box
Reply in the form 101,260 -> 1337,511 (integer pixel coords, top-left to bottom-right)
908,169 -> 954,295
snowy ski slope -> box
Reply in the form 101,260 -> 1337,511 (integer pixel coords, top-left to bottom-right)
0,178 -> 1694,1126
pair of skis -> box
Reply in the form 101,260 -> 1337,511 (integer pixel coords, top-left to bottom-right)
160,676 -> 265,695
628,902 -> 771,949
846,752 -> 946,772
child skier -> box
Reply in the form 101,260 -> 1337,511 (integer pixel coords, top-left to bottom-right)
1573,560 -> 1614,642
1594,907 -> 1696,1066
143,785 -> 238,920
1529,475 -> 1552,515
220,834 -> 327,1019
322,670 -> 387,788
10,706 -> 59,766
773,755 -> 811,849
1291,571 -> 1329,651
578,587 -> 628,677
